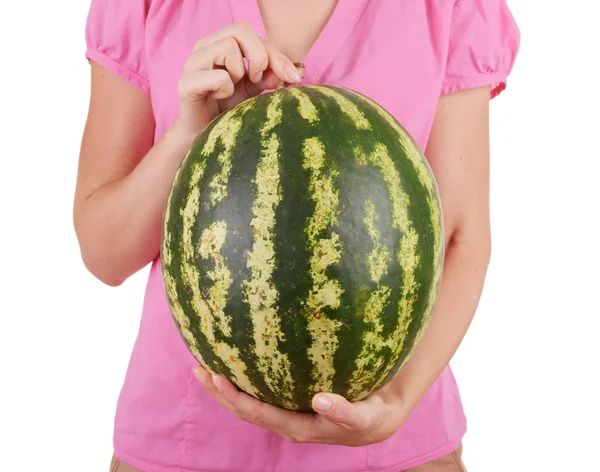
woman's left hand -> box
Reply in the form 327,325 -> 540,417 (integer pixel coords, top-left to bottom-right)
193,365 -> 409,446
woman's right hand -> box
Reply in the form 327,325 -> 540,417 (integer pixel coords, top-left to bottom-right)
178,21 -> 302,136
76,22 -> 301,286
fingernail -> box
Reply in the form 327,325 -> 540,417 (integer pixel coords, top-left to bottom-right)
313,395 -> 333,413
252,71 -> 263,83
287,66 -> 301,83
193,367 -> 204,382
212,374 -> 222,392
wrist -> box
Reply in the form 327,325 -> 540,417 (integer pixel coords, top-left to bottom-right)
383,368 -> 429,414
169,116 -> 203,147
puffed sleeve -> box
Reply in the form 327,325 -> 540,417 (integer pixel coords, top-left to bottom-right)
442,0 -> 520,98
84,0 -> 151,94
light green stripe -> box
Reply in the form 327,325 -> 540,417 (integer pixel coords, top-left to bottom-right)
288,87 -> 319,124
364,200 -> 391,283
302,137 -> 343,394
367,144 -> 421,352
172,154 -> 257,395
346,144 -> 421,396
347,201 -> 392,398
202,102 -> 254,207
262,91 -> 283,134
199,221 -> 233,337
187,220 -> 258,396
312,86 -> 371,130
243,125 -> 296,409
162,271 -> 205,364
162,155 -> 205,364
162,148 -> 196,266
364,98 -> 444,353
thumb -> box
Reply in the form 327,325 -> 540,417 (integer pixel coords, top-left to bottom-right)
312,393 -> 371,430
244,69 -> 282,95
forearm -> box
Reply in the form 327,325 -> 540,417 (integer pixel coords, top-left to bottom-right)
390,235 -> 491,409
76,118 -> 197,286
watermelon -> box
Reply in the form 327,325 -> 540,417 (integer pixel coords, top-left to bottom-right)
161,84 -> 444,412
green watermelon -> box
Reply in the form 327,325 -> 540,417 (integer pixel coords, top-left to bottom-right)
161,84 -> 444,412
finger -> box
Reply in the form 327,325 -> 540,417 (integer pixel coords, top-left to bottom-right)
312,393 -> 383,431
210,372 -> 319,440
258,69 -> 285,90
212,68 -> 280,112
192,365 -> 236,410
221,69 -> 280,111
179,69 -> 235,102
194,22 -> 300,84
237,65 -> 301,106
194,22 -> 267,83
261,39 -> 302,84
242,60 -> 302,99
186,37 -> 246,84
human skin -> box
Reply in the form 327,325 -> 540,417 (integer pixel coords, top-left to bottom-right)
74,16 -> 491,447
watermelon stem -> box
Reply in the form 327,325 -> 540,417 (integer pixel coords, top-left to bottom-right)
276,63 -> 306,90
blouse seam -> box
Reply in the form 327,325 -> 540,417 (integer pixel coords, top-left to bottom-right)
441,71 -> 509,96
442,70 -> 508,85
85,47 -> 151,94
180,370 -> 195,469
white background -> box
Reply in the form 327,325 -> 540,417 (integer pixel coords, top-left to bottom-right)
1,1 -> 599,471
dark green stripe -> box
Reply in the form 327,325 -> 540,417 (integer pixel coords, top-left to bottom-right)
338,87 -> 441,385
269,88 -> 324,411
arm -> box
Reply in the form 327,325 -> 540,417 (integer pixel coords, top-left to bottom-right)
74,23 -> 299,286
73,63 -> 195,286
194,85 -> 494,445
388,84 -> 492,409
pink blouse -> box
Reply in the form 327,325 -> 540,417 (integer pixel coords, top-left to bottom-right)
85,1 -> 519,470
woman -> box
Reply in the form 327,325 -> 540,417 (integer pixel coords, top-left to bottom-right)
74,0 -> 520,470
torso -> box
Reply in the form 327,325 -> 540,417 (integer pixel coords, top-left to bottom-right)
116,1 -> 480,470
257,0 -> 338,62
